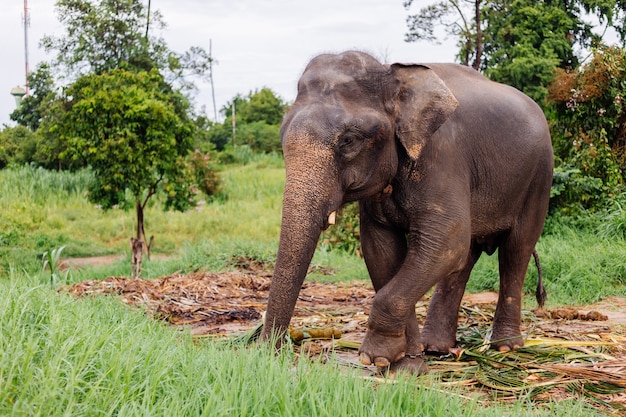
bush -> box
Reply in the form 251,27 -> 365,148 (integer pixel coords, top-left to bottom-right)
0,126 -> 39,168
189,149 -> 222,197
548,45 -> 626,210
320,202 -> 361,256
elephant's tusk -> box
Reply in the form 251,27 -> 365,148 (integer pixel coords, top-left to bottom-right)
328,211 -> 337,225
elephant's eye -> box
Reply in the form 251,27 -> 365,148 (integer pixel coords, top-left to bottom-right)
337,131 -> 365,161
341,134 -> 355,146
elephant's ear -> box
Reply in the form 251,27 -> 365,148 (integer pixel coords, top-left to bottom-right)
390,63 -> 459,160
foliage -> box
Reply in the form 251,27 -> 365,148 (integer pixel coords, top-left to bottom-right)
549,165 -> 605,213
236,121 -> 282,153
0,126 -> 39,168
188,149 -> 221,197
40,0 -> 212,94
547,45 -> 626,209
404,0 -> 483,69
405,0 -> 626,103
56,68 -> 194,210
223,87 -> 288,126
42,245 -> 71,286
204,122 -> 231,151
212,88 -> 287,153
190,114 -> 219,152
482,1 -> 577,103
9,63 -> 57,131
320,202 -> 361,256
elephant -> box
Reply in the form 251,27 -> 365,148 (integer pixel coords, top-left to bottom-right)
260,50 -> 554,375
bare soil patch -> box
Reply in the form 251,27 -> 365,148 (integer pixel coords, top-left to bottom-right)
64,267 -> 626,413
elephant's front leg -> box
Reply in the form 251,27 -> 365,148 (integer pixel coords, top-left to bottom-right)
358,261 -> 431,369
359,212 -> 426,374
359,223 -> 470,371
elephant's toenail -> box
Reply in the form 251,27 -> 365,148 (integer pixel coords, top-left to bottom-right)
374,357 -> 390,367
359,352 -> 372,365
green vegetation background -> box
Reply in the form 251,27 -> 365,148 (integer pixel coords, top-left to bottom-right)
0,152 -> 624,416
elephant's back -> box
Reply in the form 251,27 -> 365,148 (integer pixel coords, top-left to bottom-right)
426,63 -> 551,152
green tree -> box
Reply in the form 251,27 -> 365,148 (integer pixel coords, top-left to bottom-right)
0,126 -> 39,168
404,0 -> 483,69
547,45 -> 626,209
405,0 -> 626,102
55,68 -> 196,274
10,63 -> 57,131
42,0 -> 163,75
482,1 -> 576,102
216,88 -> 287,153
41,0 -> 213,92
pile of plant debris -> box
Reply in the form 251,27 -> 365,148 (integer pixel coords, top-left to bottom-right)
65,268 -> 625,413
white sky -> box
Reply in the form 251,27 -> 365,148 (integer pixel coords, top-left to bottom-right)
0,0 -> 458,126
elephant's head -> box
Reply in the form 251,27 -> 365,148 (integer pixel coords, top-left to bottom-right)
261,51 -> 458,343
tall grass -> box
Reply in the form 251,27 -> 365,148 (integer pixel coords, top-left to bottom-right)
0,271 -> 607,417
0,158 -> 623,415
1,158 -> 624,303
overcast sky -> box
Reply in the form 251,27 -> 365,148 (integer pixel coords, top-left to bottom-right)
0,0 -> 460,126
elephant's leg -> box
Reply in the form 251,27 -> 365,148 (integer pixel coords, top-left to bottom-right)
491,236 -> 535,351
421,245 -> 482,353
360,213 -> 426,374
359,211 -> 407,293
359,213 -> 471,370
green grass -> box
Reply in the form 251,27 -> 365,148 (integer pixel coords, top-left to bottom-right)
0,271 -> 608,417
0,156 -> 624,415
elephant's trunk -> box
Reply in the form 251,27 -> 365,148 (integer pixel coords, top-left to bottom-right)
261,143 -> 341,344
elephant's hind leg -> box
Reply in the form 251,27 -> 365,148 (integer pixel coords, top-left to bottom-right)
491,237 -> 536,351
421,245 -> 481,353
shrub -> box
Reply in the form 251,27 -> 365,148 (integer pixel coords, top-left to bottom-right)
548,45 -> 626,210
320,202 -> 361,256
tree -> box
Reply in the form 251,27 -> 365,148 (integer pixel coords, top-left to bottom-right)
41,0 -> 213,92
0,126 -> 39,168
404,0 -> 483,69
213,88 -> 287,153
482,1 -> 576,102
547,45 -> 626,209
10,63 -> 57,131
56,69 -> 196,276
405,0 -> 626,103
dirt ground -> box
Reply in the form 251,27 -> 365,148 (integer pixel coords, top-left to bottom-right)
64,260 -> 626,412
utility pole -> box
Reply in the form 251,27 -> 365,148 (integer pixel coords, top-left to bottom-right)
145,0 -> 151,39
23,0 -> 30,95
231,102 -> 236,149
209,39 -> 218,122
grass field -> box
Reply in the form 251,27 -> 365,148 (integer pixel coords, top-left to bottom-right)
0,154 -> 624,416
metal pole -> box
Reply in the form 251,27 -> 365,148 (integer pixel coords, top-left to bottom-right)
209,39 -> 218,122
23,0 -> 30,95
145,0 -> 151,39
232,102 -> 236,150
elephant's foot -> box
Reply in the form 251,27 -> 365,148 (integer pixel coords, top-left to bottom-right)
420,324 -> 457,354
490,326 -> 524,351
358,328 -> 406,368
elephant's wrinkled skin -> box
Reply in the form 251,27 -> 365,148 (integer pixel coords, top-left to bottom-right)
260,51 -> 554,374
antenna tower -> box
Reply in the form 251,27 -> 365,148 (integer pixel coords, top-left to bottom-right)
23,0 -> 30,95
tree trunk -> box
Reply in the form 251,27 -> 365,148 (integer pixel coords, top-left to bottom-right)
130,199 -> 153,278
130,237 -> 143,278
472,0 -> 483,70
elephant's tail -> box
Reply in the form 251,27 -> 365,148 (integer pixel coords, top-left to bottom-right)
532,249 -> 547,308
